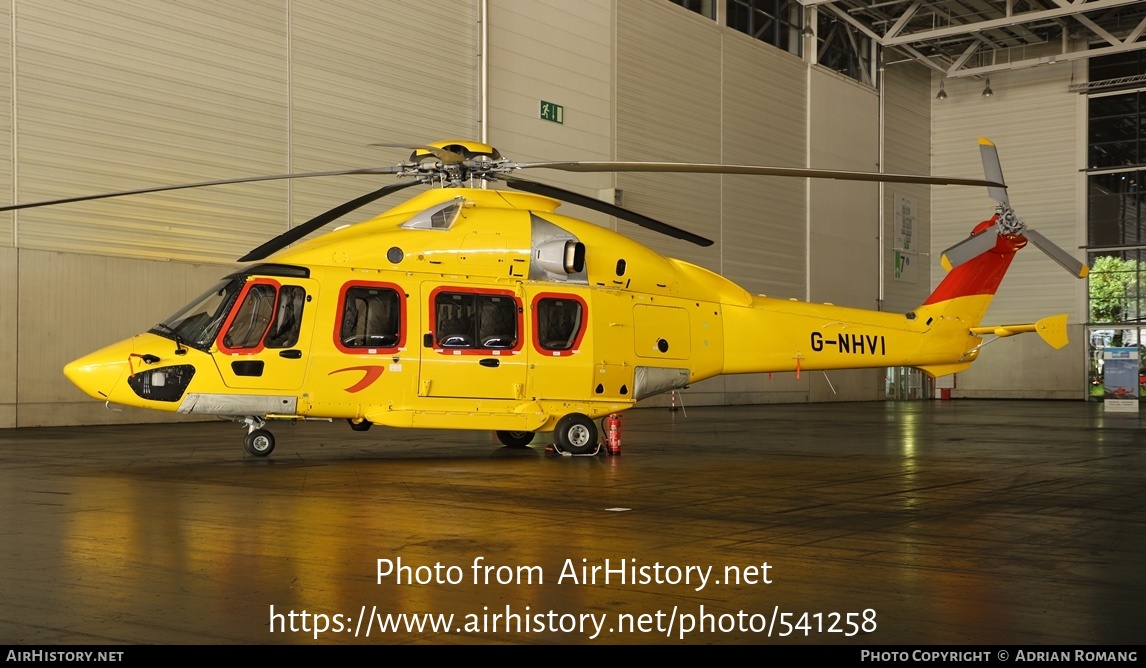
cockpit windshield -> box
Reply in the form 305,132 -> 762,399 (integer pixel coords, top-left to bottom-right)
150,278 -> 244,350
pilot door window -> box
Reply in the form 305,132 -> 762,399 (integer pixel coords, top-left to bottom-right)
432,290 -> 521,353
264,286 -> 306,348
337,284 -> 404,353
533,295 -> 586,354
218,281 -> 306,353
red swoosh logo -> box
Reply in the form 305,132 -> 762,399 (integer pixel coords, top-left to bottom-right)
329,365 -> 386,393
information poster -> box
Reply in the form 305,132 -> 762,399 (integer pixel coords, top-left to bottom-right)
1103,346 -> 1139,412
892,194 -> 917,283
893,193 -> 916,252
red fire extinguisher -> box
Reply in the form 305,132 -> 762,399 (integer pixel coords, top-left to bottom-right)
604,413 -> 622,455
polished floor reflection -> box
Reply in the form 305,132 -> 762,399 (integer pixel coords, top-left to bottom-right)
1,400 -> 1142,644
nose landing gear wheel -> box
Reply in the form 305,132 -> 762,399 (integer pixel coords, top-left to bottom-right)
496,430 -> 535,448
554,413 -> 598,455
243,428 -> 275,457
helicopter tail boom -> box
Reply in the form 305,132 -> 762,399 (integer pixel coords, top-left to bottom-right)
718,214 -> 1064,378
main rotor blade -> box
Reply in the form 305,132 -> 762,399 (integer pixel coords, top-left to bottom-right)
503,176 -> 714,247
978,137 -> 1010,207
238,179 -> 422,263
1024,228 -> 1089,278
518,161 -> 1003,188
0,166 -> 401,213
940,225 -> 1001,271
370,143 -> 466,165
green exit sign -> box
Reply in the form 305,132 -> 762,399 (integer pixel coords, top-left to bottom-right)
540,100 -> 564,124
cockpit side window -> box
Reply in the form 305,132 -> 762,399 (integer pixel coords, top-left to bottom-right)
223,283 -> 278,350
152,278 -> 244,350
264,285 -> 306,349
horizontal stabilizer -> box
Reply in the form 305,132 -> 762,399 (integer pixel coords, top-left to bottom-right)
968,314 -> 1069,350
917,363 -> 972,378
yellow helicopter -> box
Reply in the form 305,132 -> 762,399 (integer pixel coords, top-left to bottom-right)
5,138 -> 1087,456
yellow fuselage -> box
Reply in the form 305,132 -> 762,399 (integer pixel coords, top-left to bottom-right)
65,188 -> 993,432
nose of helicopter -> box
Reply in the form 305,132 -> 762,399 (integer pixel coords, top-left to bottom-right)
64,338 -> 135,401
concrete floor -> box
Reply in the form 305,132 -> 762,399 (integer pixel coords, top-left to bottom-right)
0,399 -> 1142,645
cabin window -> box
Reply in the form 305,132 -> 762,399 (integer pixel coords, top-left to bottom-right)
338,284 -> 403,351
532,294 -> 587,354
433,290 -> 520,350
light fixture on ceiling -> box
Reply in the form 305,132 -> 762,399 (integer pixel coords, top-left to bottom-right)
801,10 -> 813,37
982,78 -> 993,97
936,81 -> 948,100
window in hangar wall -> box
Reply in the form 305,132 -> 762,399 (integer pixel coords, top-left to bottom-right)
1086,51 -> 1146,399
727,0 -> 803,57
664,0 -> 877,86
668,0 -> 716,19
814,11 -> 874,85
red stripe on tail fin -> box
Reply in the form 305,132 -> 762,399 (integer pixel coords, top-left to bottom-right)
924,217 -> 1026,305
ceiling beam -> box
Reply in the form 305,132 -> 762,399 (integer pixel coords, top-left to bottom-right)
947,38 -> 1146,77
1127,16 -> 1146,44
896,44 -> 950,74
1055,0 -> 1127,46
822,2 -> 883,42
946,40 -> 981,76
884,0 -> 922,40
1074,12 -> 1124,46
882,0 -> 1142,46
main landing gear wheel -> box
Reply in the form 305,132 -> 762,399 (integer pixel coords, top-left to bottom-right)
554,413 -> 598,455
348,418 -> 373,432
243,428 -> 275,457
496,430 -> 535,448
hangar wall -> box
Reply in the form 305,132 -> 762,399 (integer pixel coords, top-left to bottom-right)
930,63 -> 1086,399
0,0 -> 478,426
486,0 -> 613,214
881,63 -> 933,315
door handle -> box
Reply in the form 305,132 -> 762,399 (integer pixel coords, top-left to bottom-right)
479,358 -> 500,368
279,350 -> 302,359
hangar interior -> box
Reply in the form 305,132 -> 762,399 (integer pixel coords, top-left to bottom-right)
1,0 -> 1142,427
3,0 -> 1146,647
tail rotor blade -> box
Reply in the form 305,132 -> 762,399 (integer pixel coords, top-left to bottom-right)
940,225 -> 1000,271
1024,228 -> 1089,278
978,138 -> 1010,208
